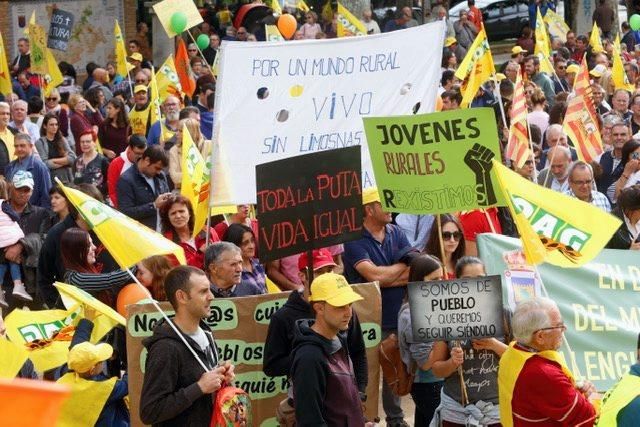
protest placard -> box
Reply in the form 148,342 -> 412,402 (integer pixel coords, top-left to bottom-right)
407,276 -> 504,342
126,283 -> 381,426
478,233 -> 640,391
47,8 -> 74,51
210,22 -> 446,205
362,107 -> 506,214
256,146 -> 363,262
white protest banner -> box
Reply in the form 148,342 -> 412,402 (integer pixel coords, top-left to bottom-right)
407,276 -> 504,342
211,22 -> 445,205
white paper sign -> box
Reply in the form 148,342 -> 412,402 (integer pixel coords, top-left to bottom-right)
211,22 -> 445,205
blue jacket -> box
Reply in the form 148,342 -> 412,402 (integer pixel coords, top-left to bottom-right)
5,154 -> 52,208
618,363 -> 640,427
116,162 -> 169,230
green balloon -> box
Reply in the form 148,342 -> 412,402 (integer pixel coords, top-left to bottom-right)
631,14 -> 640,31
170,12 -> 188,34
196,34 -> 210,50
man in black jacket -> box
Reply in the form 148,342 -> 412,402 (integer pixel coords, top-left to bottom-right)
290,273 -> 368,426
117,145 -> 171,231
140,266 -> 235,426
607,185 -> 640,250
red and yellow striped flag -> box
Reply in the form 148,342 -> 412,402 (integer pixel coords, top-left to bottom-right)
562,57 -> 603,163
505,71 -> 530,168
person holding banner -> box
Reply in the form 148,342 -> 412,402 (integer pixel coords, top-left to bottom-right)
430,257 -> 506,427
398,254 -> 445,426
498,297 -> 597,426
140,266 -> 235,426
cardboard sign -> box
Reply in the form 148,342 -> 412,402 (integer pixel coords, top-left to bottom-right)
256,146 -> 363,262
47,9 -> 74,51
126,283 -> 381,426
362,108 -> 506,214
407,275 -> 504,342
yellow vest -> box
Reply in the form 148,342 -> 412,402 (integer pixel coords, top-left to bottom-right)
498,342 -> 576,427
56,372 -> 118,427
0,128 -> 15,159
129,104 -> 152,136
596,372 -> 640,427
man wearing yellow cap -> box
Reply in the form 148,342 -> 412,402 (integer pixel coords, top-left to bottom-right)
343,186 -> 417,427
291,273 -> 368,426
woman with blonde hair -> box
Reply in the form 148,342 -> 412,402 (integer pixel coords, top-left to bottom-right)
168,117 -> 210,188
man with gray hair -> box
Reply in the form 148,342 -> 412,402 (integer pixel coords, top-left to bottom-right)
203,242 -> 263,298
4,134 -> 51,208
537,145 -> 573,193
498,297 -> 598,426
565,161 -> 611,212
9,100 -> 39,144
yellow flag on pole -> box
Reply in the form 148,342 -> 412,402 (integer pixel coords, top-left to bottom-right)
455,26 -> 495,107
0,338 -> 28,379
543,9 -> 569,43
297,0 -> 310,12
181,124 -> 209,238
612,34 -> 635,92
270,0 -> 282,15
0,32 -> 12,95
149,66 -> 162,126
57,180 -> 187,267
337,2 -> 367,37
156,55 -> 183,101
114,20 -> 131,78
28,22 -> 47,75
589,22 -> 605,53
42,48 -> 63,97
492,160 -> 621,267
534,7 -> 554,75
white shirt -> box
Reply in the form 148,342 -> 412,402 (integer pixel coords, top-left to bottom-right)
551,177 -> 569,194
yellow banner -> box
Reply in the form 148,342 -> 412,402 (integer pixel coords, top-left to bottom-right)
156,55 -> 183,101
337,2 -> 367,37
114,20 -> 130,78
534,8 -> 554,75
28,23 -> 48,74
492,160 -> 621,267
612,34 -> 635,92
43,48 -> 63,97
0,32 -> 12,95
455,26 -> 495,81
0,338 -> 28,378
543,9 -> 569,43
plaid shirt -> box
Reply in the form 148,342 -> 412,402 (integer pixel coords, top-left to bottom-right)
565,190 -> 611,213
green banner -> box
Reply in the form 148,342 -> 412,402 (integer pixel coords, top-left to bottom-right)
478,233 -> 639,391
362,108 -> 505,214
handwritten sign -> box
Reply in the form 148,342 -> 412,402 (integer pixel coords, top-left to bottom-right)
256,146 -> 363,262
363,108 -> 506,214
407,275 -> 504,342
47,9 -> 74,51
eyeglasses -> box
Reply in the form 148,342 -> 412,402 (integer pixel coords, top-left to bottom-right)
534,323 -> 567,333
188,49 -> 197,52
571,179 -> 593,186
524,160 -> 534,165
557,66 -> 566,70
442,231 -> 462,241
45,97 -> 58,101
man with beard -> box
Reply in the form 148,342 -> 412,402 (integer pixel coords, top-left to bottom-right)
147,96 -> 181,147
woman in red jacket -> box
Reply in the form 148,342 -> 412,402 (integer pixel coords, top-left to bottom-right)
159,194 -> 219,269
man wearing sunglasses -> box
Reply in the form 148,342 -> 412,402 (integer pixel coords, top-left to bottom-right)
498,298 -> 598,426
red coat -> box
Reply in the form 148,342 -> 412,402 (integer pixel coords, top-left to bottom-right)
164,228 -> 220,269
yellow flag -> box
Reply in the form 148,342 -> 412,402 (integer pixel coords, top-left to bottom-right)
455,26 -> 495,107
534,8 -> 554,75
543,9 -> 569,43
612,34 -> 635,92
322,1 -> 334,22
156,55 -> 183,101
492,160 -> 621,267
0,32 -> 12,95
149,67 -> 162,126
114,20 -> 130,78
42,48 -> 63,97
590,22 -> 605,53
181,123 -> 209,238
297,0 -> 310,12
337,2 -> 367,37
0,338 -> 28,379
54,282 -> 126,341
265,24 -> 285,42
57,180 -> 187,268
22,11 -> 36,36
28,22 -> 47,75
271,0 -> 282,15
56,374 -> 117,427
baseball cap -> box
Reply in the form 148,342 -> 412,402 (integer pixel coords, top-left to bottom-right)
566,64 -> 580,74
590,64 -> 607,77
68,342 -> 113,373
128,52 -> 143,62
309,273 -> 363,307
495,73 -> 506,81
11,170 -> 34,189
298,248 -> 337,271
362,187 -> 380,205
511,46 -> 527,55
444,37 -> 457,47
134,84 -> 148,93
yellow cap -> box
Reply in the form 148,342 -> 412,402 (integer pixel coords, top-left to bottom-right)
444,37 -> 457,47
128,52 -> 143,62
362,187 -> 380,205
566,64 -> 580,74
309,273 -> 363,306
68,342 -> 113,373
134,84 -> 148,93
511,46 -> 527,55
495,73 -> 507,81
589,64 -> 606,77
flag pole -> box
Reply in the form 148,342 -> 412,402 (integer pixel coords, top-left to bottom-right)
436,214 -> 448,277
186,30 -> 216,77
124,268 -> 211,372
492,75 -> 508,130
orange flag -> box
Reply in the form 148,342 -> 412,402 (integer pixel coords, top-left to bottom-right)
505,71 -> 530,168
175,38 -> 196,97
0,378 -> 71,427
562,56 -> 603,163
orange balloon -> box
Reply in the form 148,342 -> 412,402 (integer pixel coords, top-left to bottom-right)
277,14 -> 297,40
116,283 -> 150,317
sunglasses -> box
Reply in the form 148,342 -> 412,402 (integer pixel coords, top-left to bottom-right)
46,97 -> 58,101
524,160 -> 534,165
442,231 -> 462,241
